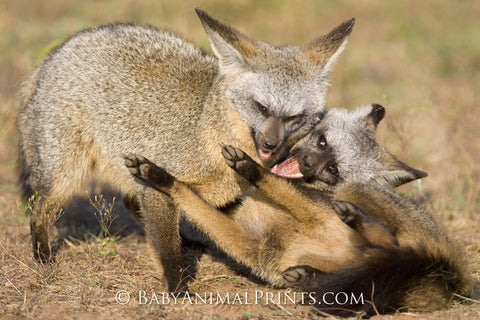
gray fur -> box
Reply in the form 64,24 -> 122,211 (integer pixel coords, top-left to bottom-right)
292,104 -> 427,188
17,9 -> 354,291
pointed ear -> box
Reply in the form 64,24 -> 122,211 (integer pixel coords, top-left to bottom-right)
378,152 -> 428,187
304,18 -> 355,71
366,104 -> 386,129
195,8 -> 258,75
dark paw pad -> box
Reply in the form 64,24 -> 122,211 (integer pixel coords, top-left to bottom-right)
124,153 -> 174,191
124,153 -> 147,178
221,145 -> 247,166
332,200 -> 362,227
221,145 -> 261,183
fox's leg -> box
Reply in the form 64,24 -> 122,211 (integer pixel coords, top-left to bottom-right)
173,188 -> 260,269
30,214 -> 50,262
139,189 -> 187,292
123,194 -> 143,222
29,197 -> 63,262
125,153 -> 259,269
332,200 -> 398,248
221,145 -> 330,223
23,152 -> 91,262
124,154 -> 186,291
334,183 -> 446,249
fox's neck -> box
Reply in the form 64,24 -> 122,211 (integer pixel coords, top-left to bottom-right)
200,78 -> 260,166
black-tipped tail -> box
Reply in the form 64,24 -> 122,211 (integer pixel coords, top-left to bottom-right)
283,246 -> 467,317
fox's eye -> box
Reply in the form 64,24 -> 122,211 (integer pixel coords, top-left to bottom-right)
284,115 -> 299,123
255,101 -> 269,116
283,114 -> 305,133
318,135 -> 327,149
328,164 -> 339,176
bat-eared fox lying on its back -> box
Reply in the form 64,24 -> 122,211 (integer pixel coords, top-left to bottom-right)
125,103 -> 471,316
18,9 -> 355,291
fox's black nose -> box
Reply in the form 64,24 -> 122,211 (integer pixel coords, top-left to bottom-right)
302,155 -> 312,168
263,141 -> 277,150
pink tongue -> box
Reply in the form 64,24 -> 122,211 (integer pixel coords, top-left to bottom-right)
270,156 -> 304,179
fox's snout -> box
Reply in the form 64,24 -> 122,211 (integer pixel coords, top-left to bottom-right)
255,116 -> 286,161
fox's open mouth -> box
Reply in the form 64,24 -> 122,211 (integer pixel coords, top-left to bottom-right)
270,155 -> 304,179
258,149 -> 272,161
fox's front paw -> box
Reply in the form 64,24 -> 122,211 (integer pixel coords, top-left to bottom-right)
221,145 -> 261,183
333,201 -> 398,247
124,153 -> 151,181
124,153 -> 174,193
332,200 -> 364,228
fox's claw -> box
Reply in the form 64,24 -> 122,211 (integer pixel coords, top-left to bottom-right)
124,153 -> 151,180
332,200 -> 363,228
124,153 -> 174,192
221,145 -> 261,183
221,144 -> 244,168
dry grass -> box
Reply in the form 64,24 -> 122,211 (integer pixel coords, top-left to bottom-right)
1,0 -> 479,319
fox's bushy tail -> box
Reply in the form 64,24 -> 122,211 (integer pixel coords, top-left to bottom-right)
285,244 -> 470,317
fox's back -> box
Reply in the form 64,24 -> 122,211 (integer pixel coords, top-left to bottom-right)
18,24 -> 220,191
32,23 -> 216,110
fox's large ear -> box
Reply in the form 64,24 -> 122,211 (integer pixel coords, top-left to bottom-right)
378,152 -> 428,187
366,104 -> 386,129
196,8 -> 257,75
304,18 -> 355,72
